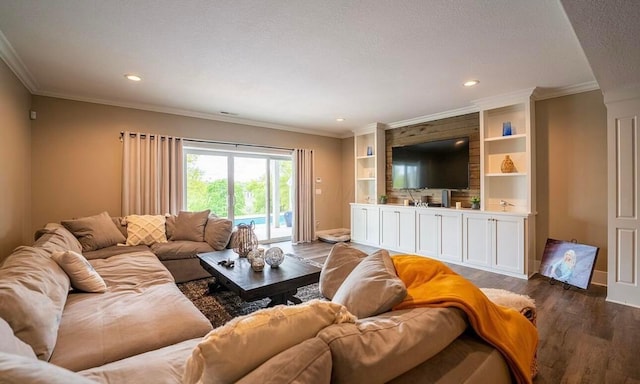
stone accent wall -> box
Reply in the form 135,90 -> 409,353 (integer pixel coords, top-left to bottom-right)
385,112 -> 480,207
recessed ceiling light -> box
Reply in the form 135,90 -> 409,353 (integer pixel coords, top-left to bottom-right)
124,74 -> 142,82
463,80 -> 479,87
336,118 -> 345,122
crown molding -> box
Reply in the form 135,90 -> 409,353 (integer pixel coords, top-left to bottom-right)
352,122 -> 388,135
34,90 -> 347,138
386,105 -> 480,130
603,83 -> 640,105
472,87 -> 538,110
0,30 -> 38,92
534,81 -> 600,100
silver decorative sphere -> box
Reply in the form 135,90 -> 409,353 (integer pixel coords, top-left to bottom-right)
264,247 -> 285,268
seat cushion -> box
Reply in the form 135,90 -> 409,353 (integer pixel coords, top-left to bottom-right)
79,338 -> 200,384
49,281 -> 212,371
317,307 -> 467,383
387,334 -> 511,384
83,245 -> 151,260
151,241 -> 214,261
237,338 -> 332,384
0,352 -> 97,384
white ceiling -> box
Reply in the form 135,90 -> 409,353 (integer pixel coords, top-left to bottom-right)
0,0 -> 599,137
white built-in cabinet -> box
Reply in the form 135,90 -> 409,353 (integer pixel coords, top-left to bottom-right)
462,212 -> 525,276
416,209 -> 462,263
350,204 -> 379,246
379,206 -> 416,253
351,203 -> 530,278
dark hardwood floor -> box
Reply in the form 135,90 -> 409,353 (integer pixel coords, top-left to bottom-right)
276,240 -> 640,384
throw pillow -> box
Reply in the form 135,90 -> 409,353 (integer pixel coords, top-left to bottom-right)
170,210 -> 210,242
125,215 -> 168,246
332,249 -> 407,318
182,300 -> 356,384
204,217 -> 233,250
0,352 -> 96,384
319,243 -> 367,299
51,250 -> 107,293
61,211 -> 126,252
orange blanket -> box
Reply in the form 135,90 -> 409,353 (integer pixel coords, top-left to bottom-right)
392,255 -> 538,384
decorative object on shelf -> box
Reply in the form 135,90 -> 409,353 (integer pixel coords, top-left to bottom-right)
232,221 -> 258,257
499,200 -> 515,212
366,146 -> 373,156
250,256 -> 265,272
502,121 -> 512,136
470,196 -> 481,210
379,195 -> 388,204
265,247 -> 285,268
500,155 -> 516,173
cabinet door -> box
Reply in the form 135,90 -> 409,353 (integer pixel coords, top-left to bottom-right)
364,206 -> 380,245
397,209 -> 416,253
351,206 -> 367,243
379,208 -> 399,249
416,211 -> 439,256
492,216 -> 524,274
463,214 -> 491,267
351,205 -> 379,245
439,212 -> 462,262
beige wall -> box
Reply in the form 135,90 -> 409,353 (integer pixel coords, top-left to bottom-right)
0,60 -> 32,258
30,96 -> 344,235
535,90 -> 608,271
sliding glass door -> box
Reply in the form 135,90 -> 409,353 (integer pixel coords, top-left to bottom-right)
184,147 -> 292,243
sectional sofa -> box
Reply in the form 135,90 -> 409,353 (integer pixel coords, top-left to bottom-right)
0,214 -> 536,383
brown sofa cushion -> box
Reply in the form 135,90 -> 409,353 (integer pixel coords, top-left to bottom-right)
319,243 -> 367,300
62,211 -> 126,252
83,245 -> 151,260
237,338 -> 332,384
317,307 -> 467,384
0,246 -> 70,361
52,250 -> 107,293
151,241 -> 214,261
0,318 -> 36,358
33,223 -> 83,255
204,217 -> 233,250
170,210 -> 210,242
332,249 -> 406,318
0,352 -> 96,384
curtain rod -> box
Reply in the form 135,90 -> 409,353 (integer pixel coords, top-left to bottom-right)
119,131 -> 294,151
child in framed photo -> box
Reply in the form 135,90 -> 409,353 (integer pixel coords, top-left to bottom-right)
539,238 -> 599,289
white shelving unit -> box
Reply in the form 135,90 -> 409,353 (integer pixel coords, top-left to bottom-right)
478,90 -> 536,214
354,123 -> 386,204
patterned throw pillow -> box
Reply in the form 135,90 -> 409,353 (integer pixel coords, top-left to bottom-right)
125,215 -> 168,246
51,250 -> 107,293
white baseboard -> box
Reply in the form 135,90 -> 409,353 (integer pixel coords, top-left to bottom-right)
533,260 -> 606,286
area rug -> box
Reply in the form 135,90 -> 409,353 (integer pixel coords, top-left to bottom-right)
178,277 -> 323,328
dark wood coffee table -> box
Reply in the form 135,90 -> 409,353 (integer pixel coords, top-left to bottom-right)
197,249 -> 321,307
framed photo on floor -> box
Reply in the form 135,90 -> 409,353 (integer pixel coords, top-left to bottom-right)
539,238 -> 599,289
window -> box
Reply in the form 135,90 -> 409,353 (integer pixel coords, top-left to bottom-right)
184,142 -> 293,243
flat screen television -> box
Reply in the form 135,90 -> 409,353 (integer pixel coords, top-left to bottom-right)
392,137 -> 470,189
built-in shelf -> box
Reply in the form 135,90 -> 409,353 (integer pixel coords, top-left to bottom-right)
485,172 -> 527,177
356,155 -> 375,160
354,124 -> 386,204
484,134 -> 526,142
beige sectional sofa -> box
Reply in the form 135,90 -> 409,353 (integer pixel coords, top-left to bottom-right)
40,210 -> 234,283
0,220 -> 531,383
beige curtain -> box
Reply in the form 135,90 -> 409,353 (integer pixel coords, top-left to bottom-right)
292,148 -> 315,243
122,132 -> 184,215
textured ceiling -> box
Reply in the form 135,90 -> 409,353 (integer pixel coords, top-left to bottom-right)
560,0 -> 640,94
0,0 -> 597,137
